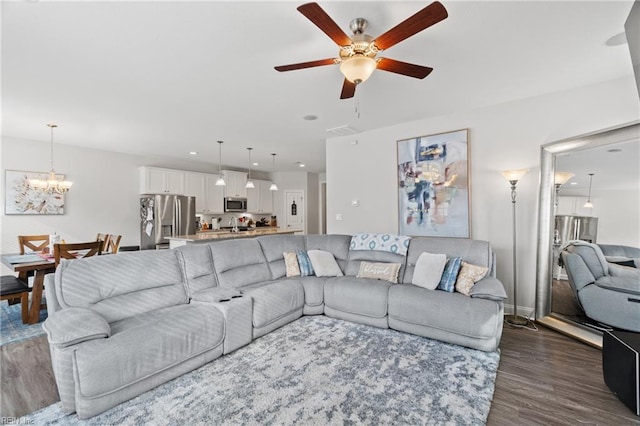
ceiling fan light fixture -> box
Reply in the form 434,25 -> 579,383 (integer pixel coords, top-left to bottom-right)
340,56 -> 377,84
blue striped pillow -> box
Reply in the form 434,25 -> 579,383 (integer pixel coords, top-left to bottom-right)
437,257 -> 462,292
296,250 -> 315,277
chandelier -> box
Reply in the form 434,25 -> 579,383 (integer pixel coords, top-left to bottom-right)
29,124 -> 73,193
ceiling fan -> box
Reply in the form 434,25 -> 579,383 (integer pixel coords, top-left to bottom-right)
274,2 -> 448,99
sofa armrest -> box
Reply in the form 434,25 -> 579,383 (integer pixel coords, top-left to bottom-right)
43,307 -> 111,348
191,287 -> 242,303
595,276 -> 640,296
469,277 -> 507,301
608,263 -> 640,279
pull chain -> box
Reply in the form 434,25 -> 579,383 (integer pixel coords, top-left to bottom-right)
354,91 -> 361,119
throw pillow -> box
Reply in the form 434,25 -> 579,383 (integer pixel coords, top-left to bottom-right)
455,261 -> 489,296
356,261 -> 401,283
412,252 -> 448,290
307,250 -> 344,277
283,251 -> 301,277
296,250 -> 315,276
437,257 -> 463,292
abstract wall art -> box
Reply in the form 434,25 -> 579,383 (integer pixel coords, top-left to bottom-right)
4,170 -> 65,215
397,129 -> 470,238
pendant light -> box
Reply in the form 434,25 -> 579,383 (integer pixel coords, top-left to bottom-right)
245,147 -> 255,189
215,141 -> 226,186
269,153 -> 279,191
584,173 -> 594,208
29,124 -> 73,193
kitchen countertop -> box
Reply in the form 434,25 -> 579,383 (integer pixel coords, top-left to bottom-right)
167,227 -> 301,243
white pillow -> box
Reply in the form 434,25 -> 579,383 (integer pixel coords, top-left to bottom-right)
412,252 -> 448,290
307,250 -> 344,277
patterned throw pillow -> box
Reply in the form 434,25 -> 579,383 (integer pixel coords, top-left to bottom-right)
437,257 -> 463,292
283,252 -> 301,277
455,261 -> 489,296
356,261 -> 401,283
296,250 -> 315,277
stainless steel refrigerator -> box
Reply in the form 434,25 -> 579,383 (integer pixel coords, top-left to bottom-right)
140,194 -> 196,250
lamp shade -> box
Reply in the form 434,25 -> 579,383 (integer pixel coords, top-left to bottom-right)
554,171 -> 575,185
340,56 -> 376,84
501,169 -> 529,182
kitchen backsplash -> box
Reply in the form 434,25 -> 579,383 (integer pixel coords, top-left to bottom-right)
197,212 -> 275,230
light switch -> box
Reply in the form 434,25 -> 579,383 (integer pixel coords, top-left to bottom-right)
351,200 -> 359,207
336,213 -> 342,221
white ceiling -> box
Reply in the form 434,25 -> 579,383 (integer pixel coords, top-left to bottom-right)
2,1 -> 635,174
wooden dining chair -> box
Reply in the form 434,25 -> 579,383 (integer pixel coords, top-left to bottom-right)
1,275 -> 32,324
54,241 -> 103,267
104,234 -> 122,254
96,233 -> 111,252
18,234 -> 50,254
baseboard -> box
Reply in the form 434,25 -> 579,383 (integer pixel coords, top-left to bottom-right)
504,304 -> 535,319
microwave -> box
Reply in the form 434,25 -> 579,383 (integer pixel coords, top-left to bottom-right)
224,197 -> 247,212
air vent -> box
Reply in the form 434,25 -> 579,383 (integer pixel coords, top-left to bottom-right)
326,125 -> 360,136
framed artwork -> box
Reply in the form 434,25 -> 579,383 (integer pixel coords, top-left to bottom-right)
397,129 -> 470,238
4,170 -> 65,215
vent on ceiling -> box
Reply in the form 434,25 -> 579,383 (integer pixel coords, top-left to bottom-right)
326,125 -> 360,137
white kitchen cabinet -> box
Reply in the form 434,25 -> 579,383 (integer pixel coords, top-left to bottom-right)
557,196 -> 597,217
139,167 -> 185,194
204,174 -> 225,213
222,170 -> 248,198
184,172 -> 225,213
247,179 -> 273,214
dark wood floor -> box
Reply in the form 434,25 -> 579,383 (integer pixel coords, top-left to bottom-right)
1,324 -> 639,424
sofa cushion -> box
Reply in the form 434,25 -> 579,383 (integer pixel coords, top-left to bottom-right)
74,304 -> 224,398
404,237 -> 494,284
55,250 -> 189,323
345,250 -> 406,279
307,250 -> 343,277
178,244 -> 218,295
208,239 -> 271,288
324,276 -> 392,319
241,280 -> 304,329
455,262 -> 489,296
283,252 -> 301,277
305,234 -> 351,271
297,276 -> 328,307
437,257 -> 463,292
256,235 -> 306,279
412,252 -> 447,290
356,262 -> 402,283
388,284 -> 501,340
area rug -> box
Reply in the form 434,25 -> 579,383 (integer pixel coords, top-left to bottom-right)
22,316 -> 500,425
0,301 -> 46,346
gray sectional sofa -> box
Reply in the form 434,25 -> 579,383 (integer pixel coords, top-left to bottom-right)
43,234 -> 507,419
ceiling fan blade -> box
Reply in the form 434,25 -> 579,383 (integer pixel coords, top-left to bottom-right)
275,58 -> 337,72
297,2 -> 352,47
373,1 -> 448,51
376,58 -> 433,79
340,79 -> 356,99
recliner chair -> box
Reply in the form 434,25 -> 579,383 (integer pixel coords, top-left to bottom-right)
561,241 -> 640,332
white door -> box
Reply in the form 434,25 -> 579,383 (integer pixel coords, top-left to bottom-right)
285,190 -> 304,233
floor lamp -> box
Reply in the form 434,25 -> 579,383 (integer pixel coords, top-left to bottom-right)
501,168 -> 529,327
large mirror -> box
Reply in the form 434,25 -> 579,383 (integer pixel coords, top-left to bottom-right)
535,121 -> 640,347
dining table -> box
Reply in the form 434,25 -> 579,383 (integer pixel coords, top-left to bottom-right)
2,252 -> 56,324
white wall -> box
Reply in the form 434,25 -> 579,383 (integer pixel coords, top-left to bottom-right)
326,76 -> 639,315
0,136 -> 234,274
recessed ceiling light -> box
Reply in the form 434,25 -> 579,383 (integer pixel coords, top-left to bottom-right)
253,162 -> 259,166
297,162 -> 306,168
303,115 -> 318,121
607,148 -> 622,153
189,151 -> 198,155
570,182 -> 577,185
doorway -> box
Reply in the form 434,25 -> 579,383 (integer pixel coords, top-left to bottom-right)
284,190 -> 305,233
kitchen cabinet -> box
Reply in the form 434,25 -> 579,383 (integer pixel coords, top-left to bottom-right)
247,179 -> 273,214
139,167 -> 185,194
557,196 -> 598,217
222,170 -> 248,198
184,172 -> 224,213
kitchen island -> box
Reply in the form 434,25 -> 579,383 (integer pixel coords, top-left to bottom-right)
167,228 -> 302,249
